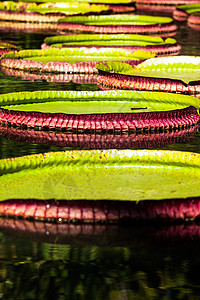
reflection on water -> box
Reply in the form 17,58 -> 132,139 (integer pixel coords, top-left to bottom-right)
0,125 -> 199,158
0,11 -> 200,299
0,70 -> 98,95
1,221 -> 200,299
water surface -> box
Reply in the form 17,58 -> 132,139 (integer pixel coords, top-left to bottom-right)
0,12 -> 200,299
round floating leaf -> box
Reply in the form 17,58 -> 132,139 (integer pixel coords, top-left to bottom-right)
0,1 -> 110,14
58,14 -> 174,25
1,48 -> 154,73
0,41 -> 17,50
0,149 -> 200,201
96,56 -> 200,85
0,90 -> 200,114
2,47 -> 154,61
19,0 -> 135,3
176,3 -> 200,15
44,34 -> 177,47
27,2 -> 110,15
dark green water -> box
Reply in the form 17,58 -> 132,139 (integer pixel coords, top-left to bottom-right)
0,13 -> 200,299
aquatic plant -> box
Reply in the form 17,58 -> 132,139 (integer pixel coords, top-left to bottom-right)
96,56 -> 200,94
57,14 -> 177,37
0,41 -> 18,57
24,0 -> 135,3
0,90 -> 199,131
42,34 -> 181,56
0,48 -> 154,74
188,12 -> 200,30
135,0 -> 200,12
0,149 -> 200,222
173,4 -> 200,30
173,3 -> 200,21
0,1 -> 111,23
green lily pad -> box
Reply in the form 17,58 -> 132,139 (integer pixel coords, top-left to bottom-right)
58,14 -> 174,25
1,48 -> 155,65
18,0 -> 135,3
28,2 -> 109,14
0,41 -> 17,50
0,149 -> 200,201
0,1 -> 110,14
96,56 -> 200,85
176,3 -> 200,15
0,90 -> 199,114
44,34 -> 177,47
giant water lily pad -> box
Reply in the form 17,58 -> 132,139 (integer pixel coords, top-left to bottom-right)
26,1 -> 135,14
188,12 -> 200,30
96,56 -> 200,94
25,0 -> 135,3
135,0 -> 200,13
57,14 -> 177,36
1,130 -> 200,222
0,90 -> 199,112
1,149 -> 200,201
27,2 -> 110,14
42,34 -> 181,56
174,4 -> 200,30
0,48 -> 154,74
0,41 -> 18,57
0,1 -> 111,23
173,3 -> 200,21
0,90 -> 199,131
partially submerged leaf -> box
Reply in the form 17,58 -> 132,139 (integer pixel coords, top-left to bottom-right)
57,14 -> 177,35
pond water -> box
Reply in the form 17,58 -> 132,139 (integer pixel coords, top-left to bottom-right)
0,11 -> 200,299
